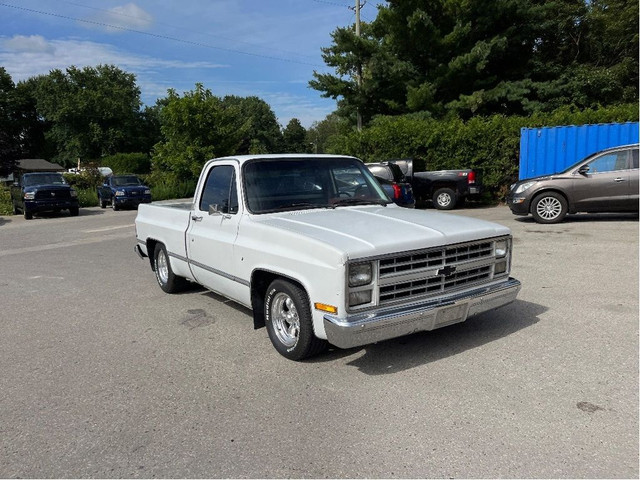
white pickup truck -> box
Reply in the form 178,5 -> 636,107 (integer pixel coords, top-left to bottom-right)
135,154 -> 521,360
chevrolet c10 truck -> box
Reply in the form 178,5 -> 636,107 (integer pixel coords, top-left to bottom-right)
134,154 -> 521,360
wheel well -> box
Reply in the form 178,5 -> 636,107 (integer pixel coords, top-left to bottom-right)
250,270 -> 307,330
530,189 -> 569,213
431,183 -> 456,195
145,238 -> 158,271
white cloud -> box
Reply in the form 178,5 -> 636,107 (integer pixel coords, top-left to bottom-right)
0,35 -> 229,106
85,3 -> 154,32
1,35 -> 55,54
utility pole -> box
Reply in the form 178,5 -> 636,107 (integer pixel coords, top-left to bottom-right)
354,0 -> 364,132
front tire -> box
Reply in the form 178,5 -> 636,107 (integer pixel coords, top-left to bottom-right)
24,209 -> 33,220
531,192 -> 567,224
69,206 -> 79,216
433,188 -> 457,210
264,279 -> 327,361
153,243 -> 188,293
112,197 -> 119,211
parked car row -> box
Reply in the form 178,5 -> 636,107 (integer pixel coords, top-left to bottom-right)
9,144 -> 639,222
10,172 -> 152,219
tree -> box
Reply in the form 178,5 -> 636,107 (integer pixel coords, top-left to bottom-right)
33,64 -> 144,166
152,84 -> 249,180
281,119 -> 309,153
310,0 -> 639,123
306,113 -> 350,154
0,68 -> 19,176
221,96 -> 282,154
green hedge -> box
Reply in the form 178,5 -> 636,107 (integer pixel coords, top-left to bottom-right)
326,104 -> 639,200
100,152 -> 151,174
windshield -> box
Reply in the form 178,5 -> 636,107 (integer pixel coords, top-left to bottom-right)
23,173 -> 66,186
112,176 -> 142,186
243,157 -> 391,214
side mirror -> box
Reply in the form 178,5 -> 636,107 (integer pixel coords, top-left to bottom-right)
578,165 -> 590,175
208,204 -> 222,216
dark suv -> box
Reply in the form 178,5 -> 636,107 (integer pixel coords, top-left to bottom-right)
366,162 -> 416,208
507,144 -> 639,223
11,172 -> 79,219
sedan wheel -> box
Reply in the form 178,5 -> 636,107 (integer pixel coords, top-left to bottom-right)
531,192 -> 568,223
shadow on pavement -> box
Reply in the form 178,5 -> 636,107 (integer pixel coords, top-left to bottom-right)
311,299 -> 546,374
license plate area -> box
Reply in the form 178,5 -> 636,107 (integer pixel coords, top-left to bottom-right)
435,303 -> 469,327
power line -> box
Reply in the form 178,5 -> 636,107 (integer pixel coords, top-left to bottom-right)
59,0 -> 320,63
0,2 -> 324,68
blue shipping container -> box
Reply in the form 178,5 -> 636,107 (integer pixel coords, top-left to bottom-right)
519,122 -> 639,180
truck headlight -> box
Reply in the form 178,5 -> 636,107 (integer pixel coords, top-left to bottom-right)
514,181 -> 535,194
24,192 -> 35,200
349,290 -> 372,307
349,263 -> 372,287
495,239 -> 508,257
144,189 -> 151,195
115,190 -> 125,196
70,189 -> 78,197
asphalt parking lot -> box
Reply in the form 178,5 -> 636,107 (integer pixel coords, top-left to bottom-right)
0,204 -> 638,478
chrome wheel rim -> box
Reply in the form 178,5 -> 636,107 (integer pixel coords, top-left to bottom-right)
437,193 -> 452,207
270,292 -> 300,348
536,197 -> 562,220
156,250 -> 169,285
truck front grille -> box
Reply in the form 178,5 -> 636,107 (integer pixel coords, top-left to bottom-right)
377,240 -> 499,307
35,189 -> 71,200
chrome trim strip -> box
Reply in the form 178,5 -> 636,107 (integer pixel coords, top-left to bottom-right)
187,257 -> 251,287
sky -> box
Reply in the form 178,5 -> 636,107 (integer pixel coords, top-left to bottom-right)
0,0 -> 385,128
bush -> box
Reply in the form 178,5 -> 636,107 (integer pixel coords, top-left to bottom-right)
0,187 -> 12,215
101,152 -> 151,174
144,172 -> 196,201
76,187 -> 98,207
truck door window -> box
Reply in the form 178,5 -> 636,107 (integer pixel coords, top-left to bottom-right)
199,165 -> 238,214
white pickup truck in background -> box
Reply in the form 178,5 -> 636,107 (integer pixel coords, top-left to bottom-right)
134,154 -> 521,360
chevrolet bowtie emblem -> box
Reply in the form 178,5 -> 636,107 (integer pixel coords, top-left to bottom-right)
437,265 -> 456,276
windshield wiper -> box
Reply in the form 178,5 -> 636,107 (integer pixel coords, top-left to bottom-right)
274,202 -> 332,211
331,198 -> 389,208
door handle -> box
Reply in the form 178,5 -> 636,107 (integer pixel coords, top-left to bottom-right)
613,177 -> 626,183
191,215 -> 203,222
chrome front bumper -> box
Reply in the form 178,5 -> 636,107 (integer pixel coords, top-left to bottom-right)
323,278 -> 521,349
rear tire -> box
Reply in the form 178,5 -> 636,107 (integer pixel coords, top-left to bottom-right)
153,243 -> 188,293
433,188 -> 457,210
100,199 -> 107,208
264,279 -> 327,360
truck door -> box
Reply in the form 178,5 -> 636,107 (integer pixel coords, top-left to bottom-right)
186,162 -> 244,299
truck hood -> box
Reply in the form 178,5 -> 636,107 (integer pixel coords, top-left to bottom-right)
255,205 -> 511,259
